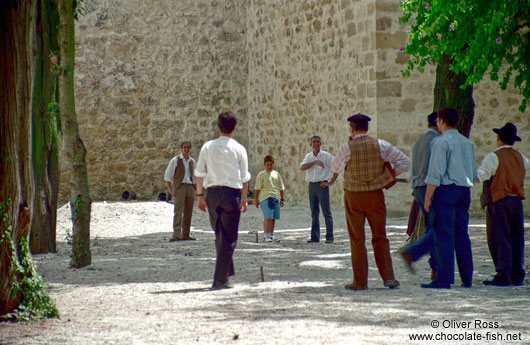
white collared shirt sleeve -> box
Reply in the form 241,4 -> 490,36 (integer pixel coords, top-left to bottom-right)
378,139 -> 411,174
331,143 -> 351,174
239,146 -> 251,183
164,157 -> 178,182
195,146 -> 208,178
477,152 -> 499,183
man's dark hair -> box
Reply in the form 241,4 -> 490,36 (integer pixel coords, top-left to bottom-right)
264,155 -> 274,164
218,111 -> 237,134
427,112 -> 437,127
309,135 -> 321,143
180,141 -> 191,148
437,107 -> 459,128
499,136 -> 516,146
350,121 -> 369,131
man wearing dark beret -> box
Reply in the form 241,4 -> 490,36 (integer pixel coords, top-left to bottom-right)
478,122 -> 529,286
323,113 -> 410,290
400,112 -> 440,278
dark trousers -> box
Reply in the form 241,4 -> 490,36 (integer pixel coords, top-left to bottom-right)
486,196 -> 525,284
432,185 -> 473,286
404,186 -> 437,270
206,187 -> 241,284
308,182 -> 333,241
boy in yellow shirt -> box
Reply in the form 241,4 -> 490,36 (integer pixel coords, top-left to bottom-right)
254,156 -> 285,242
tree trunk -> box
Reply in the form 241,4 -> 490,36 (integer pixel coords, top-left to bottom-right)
0,0 -> 39,315
433,55 -> 475,138
30,0 -> 61,254
58,0 -> 92,268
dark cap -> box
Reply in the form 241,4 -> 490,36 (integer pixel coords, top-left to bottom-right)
493,122 -> 521,143
347,113 -> 371,123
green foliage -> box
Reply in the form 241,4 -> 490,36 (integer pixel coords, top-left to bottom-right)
400,0 -> 530,112
0,199 -> 60,322
73,0 -> 86,21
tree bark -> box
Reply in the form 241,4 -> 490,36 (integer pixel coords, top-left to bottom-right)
433,55 -> 475,138
0,0 -> 39,315
58,0 -> 92,268
30,0 -> 61,254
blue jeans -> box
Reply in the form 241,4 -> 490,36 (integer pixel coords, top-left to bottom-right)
404,186 -> 438,271
432,185 -> 473,286
308,182 -> 333,241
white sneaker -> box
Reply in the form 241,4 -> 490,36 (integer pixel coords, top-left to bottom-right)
271,235 -> 280,243
263,236 -> 273,242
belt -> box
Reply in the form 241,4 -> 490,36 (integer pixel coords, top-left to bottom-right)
207,186 -> 239,191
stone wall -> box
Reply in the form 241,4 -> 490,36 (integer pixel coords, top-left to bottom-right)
63,0 -> 248,200
64,0 -> 530,215
246,0 -> 378,207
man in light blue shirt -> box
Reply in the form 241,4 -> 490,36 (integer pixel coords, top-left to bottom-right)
422,107 -> 477,289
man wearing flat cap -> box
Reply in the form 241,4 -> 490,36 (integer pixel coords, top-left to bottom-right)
323,113 -> 410,290
478,122 -> 529,286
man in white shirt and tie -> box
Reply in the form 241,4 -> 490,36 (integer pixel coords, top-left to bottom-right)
300,135 -> 334,243
195,111 -> 251,290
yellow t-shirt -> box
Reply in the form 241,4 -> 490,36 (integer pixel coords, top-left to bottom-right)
254,170 -> 285,202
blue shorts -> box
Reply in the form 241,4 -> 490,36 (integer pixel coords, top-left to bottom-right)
260,198 -> 280,220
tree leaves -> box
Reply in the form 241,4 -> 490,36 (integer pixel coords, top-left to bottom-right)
401,0 -> 530,111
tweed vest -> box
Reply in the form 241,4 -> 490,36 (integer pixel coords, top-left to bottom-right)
481,148 -> 525,207
171,157 -> 194,194
343,135 -> 395,192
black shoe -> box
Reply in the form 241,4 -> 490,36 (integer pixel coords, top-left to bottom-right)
483,277 -> 510,286
325,239 -> 334,244
421,282 -> 450,289
307,239 -> 320,243
169,237 -> 182,242
461,282 -> 472,288
211,280 -> 232,290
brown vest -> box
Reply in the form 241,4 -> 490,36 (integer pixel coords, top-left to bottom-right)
343,136 -> 395,192
171,157 -> 194,193
481,148 -> 525,207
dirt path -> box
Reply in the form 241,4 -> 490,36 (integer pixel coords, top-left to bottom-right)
1,201 -> 529,344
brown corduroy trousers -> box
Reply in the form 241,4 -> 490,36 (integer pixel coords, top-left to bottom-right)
344,189 -> 396,287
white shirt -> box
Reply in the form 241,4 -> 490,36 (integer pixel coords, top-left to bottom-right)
477,145 -> 529,182
164,154 -> 195,184
195,136 -> 251,189
300,150 -> 333,182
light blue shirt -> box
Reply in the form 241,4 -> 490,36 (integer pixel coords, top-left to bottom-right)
424,129 -> 477,187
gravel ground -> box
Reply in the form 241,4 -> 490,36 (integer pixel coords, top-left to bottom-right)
1,201 -> 529,345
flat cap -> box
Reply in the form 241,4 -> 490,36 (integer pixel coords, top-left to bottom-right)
347,113 -> 371,123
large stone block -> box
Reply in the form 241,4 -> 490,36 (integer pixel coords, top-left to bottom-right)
376,81 -> 402,97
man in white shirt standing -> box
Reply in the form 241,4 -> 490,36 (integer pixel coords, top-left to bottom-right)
164,141 -> 196,241
300,135 -> 334,243
195,111 -> 251,290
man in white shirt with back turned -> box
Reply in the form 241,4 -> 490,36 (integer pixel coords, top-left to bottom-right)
300,135 -> 334,243
195,111 -> 251,290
